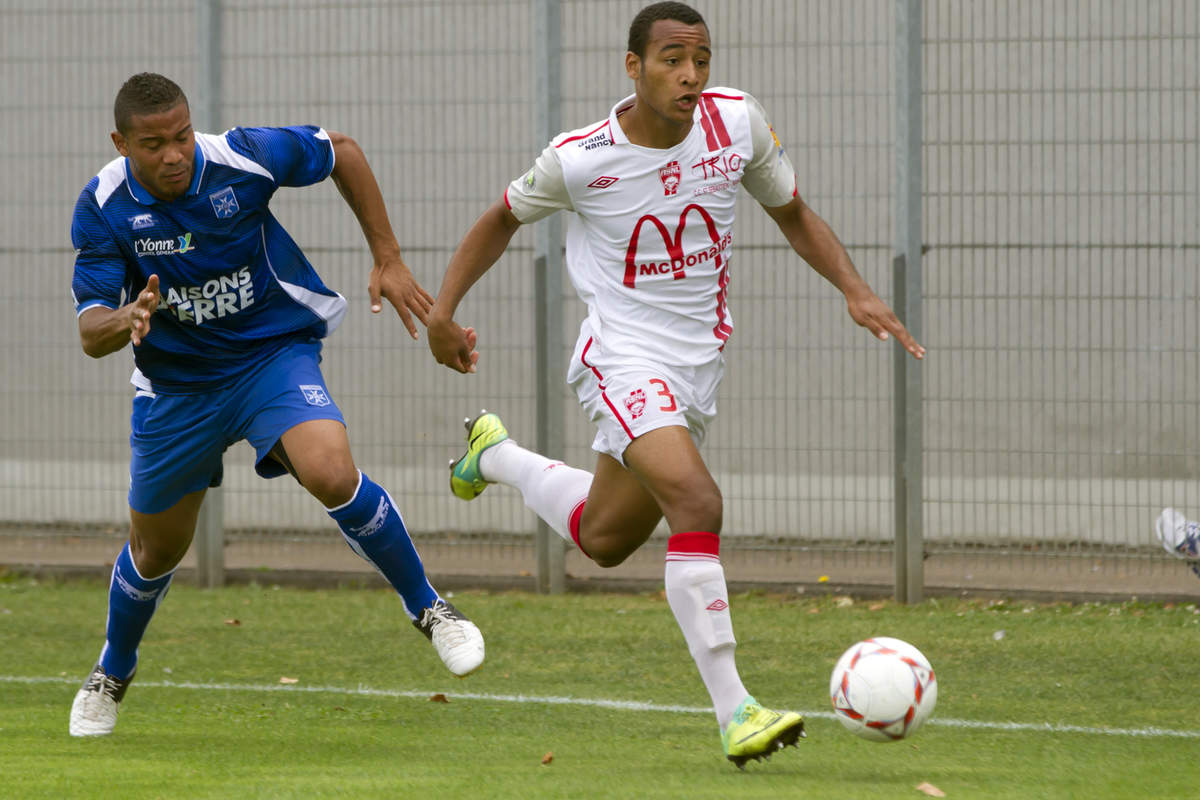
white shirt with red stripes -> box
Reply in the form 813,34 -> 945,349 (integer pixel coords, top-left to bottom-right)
505,88 -> 797,368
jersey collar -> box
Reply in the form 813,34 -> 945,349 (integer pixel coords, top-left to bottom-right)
608,92 -> 703,151
124,142 -> 207,205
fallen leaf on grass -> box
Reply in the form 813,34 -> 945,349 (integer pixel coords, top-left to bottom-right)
916,782 -> 945,797
429,693 -> 449,703
279,676 -> 299,684
834,595 -> 854,608
541,751 -> 554,765
868,602 -> 886,611
223,618 -> 241,626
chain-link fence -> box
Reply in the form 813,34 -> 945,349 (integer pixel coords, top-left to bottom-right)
2,0 -> 1197,600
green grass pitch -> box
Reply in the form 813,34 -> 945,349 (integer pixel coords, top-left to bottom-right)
1,577 -> 1197,798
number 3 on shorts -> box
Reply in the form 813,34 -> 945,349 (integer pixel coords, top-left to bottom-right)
649,378 -> 677,412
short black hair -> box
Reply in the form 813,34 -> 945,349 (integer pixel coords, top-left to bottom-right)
114,73 -> 187,134
627,2 -> 708,58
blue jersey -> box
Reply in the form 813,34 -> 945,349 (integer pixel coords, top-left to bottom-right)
71,126 -> 346,393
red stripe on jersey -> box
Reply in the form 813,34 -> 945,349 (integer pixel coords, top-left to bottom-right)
555,119 -> 612,148
701,96 -> 732,149
698,100 -> 720,151
713,257 -> 732,347
702,91 -> 744,101
503,187 -> 512,209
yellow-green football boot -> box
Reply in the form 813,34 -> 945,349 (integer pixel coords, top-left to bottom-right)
721,695 -> 806,768
449,410 -> 509,500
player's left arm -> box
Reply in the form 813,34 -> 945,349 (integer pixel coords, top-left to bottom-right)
763,197 -> 924,360
738,92 -> 923,360
327,130 -> 433,339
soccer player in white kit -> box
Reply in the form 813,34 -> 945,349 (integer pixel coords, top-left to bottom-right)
427,2 -> 925,766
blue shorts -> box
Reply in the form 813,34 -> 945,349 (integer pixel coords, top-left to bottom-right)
128,338 -> 345,514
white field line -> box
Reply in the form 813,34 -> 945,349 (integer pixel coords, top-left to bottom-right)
6,674 -> 1199,740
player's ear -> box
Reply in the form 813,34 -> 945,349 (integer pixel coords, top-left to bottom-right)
625,51 -> 641,80
111,131 -> 129,157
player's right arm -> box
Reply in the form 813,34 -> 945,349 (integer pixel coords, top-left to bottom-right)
427,201 -> 523,373
428,142 -> 571,374
77,274 -> 161,357
71,188 -> 163,358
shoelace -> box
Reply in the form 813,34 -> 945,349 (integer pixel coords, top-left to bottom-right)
423,604 -> 468,645
84,671 -> 123,702
735,703 -> 768,726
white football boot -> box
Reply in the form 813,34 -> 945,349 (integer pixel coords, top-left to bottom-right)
414,600 -> 485,677
1156,508 -> 1200,560
69,664 -> 134,737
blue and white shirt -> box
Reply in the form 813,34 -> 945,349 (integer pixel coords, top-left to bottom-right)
71,126 -> 346,393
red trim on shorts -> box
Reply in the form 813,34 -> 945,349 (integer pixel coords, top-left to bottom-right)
580,337 -> 636,442
666,531 -> 721,561
568,499 -> 590,558
556,119 -> 612,148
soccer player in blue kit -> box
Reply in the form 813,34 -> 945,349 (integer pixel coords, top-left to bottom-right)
68,73 -> 485,737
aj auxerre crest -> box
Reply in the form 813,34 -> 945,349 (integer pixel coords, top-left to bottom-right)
209,186 -> 239,219
299,384 -> 330,407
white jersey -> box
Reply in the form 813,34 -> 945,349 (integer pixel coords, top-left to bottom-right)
505,88 -> 797,367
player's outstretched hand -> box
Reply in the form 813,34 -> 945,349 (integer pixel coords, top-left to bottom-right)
846,291 -> 925,360
129,274 -> 160,346
428,317 -> 480,374
369,256 -> 435,340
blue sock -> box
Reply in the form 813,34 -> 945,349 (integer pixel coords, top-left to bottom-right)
99,543 -> 174,680
328,472 -> 439,619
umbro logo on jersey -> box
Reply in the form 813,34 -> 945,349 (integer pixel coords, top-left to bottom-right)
706,599 -> 728,612
128,213 -> 156,230
209,186 -> 239,219
587,175 -> 619,189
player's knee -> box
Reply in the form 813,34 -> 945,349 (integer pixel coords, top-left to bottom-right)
302,463 -> 360,508
663,485 -> 722,534
129,533 -> 188,578
591,546 -> 634,569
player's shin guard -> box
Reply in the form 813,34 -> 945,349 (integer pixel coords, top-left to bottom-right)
664,531 -> 748,730
482,441 -> 592,546
328,471 -> 439,619
99,542 -> 174,681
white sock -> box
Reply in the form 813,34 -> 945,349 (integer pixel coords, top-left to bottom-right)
480,440 -> 592,543
664,534 -> 748,730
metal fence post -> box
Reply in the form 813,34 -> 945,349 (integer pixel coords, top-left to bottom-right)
894,0 -> 924,604
533,0 -> 566,594
194,0 -> 225,588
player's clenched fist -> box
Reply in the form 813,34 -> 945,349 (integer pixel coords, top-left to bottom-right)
129,274 -> 160,346
427,317 -> 479,374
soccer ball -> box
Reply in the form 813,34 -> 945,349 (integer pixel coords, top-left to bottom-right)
829,636 -> 938,742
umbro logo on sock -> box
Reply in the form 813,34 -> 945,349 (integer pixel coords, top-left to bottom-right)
706,599 -> 728,612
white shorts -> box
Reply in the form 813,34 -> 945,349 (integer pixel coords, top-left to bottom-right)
566,329 -> 723,465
